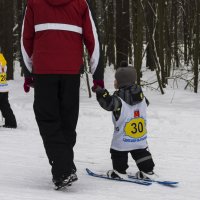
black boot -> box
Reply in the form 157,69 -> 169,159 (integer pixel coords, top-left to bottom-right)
53,174 -> 72,190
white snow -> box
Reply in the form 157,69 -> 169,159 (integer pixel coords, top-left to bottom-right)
0,65 -> 200,200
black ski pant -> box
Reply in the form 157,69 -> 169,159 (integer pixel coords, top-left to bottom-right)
33,74 -> 80,180
110,148 -> 155,174
0,92 -> 17,127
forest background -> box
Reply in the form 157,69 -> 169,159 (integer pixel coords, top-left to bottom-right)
0,0 -> 199,94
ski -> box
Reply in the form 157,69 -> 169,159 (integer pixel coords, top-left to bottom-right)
86,168 -> 152,186
54,184 -> 70,190
128,174 -> 179,186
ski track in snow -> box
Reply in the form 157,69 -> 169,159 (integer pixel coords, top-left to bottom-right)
0,67 -> 200,200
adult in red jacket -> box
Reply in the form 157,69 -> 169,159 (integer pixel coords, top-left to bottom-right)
21,0 -> 104,189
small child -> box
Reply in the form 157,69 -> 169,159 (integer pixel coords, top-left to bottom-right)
0,53 -> 17,128
95,61 -> 157,180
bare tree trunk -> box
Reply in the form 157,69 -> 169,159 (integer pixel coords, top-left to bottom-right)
187,2 -> 194,66
164,0 -> 172,84
142,1 -> 164,94
116,0 -> 130,67
194,0 -> 200,93
145,0 -> 155,71
18,0 -> 26,76
132,0 -> 143,84
0,0 -> 4,51
157,0 -> 166,87
2,0 -> 14,80
182,0 -> 188,65
173,0 -> 179,68
106,0 -> 116,66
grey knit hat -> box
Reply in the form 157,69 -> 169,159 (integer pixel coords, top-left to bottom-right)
115,61 -> 137,88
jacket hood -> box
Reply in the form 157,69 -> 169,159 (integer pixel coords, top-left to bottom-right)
115,85 -> 145,106
45,0 -> 72,6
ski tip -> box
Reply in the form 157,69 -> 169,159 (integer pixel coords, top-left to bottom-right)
86,168 -> 89,172
86,168 -> 91,174
158,181 -> 179,187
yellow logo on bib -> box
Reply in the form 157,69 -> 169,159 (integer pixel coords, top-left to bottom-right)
124,118 -> 147,139
0,72 -> 7,84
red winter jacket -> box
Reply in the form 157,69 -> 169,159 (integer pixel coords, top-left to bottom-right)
21,0 -> 103,80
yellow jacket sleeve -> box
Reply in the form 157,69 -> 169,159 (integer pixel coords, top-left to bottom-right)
0,53 -> 7,67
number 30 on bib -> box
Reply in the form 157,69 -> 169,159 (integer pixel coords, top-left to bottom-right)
124,118 -> 147,139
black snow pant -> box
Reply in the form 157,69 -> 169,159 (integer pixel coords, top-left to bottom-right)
110,148 -> 155,174
0,92 -> 17,127
33,74 -> 80,180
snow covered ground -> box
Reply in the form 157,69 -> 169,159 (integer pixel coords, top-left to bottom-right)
0,66 -> 200,200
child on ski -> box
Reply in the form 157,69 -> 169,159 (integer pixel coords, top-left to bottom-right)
0,53 -> 17,128
95,61 -> 157,181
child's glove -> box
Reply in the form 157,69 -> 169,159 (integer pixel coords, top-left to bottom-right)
96,88 -> 108,99
24,76 -> 34,93
92,80 -> 104,92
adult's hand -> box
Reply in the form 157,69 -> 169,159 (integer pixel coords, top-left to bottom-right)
24,76 -> 34,93
92,80 -> 104,92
